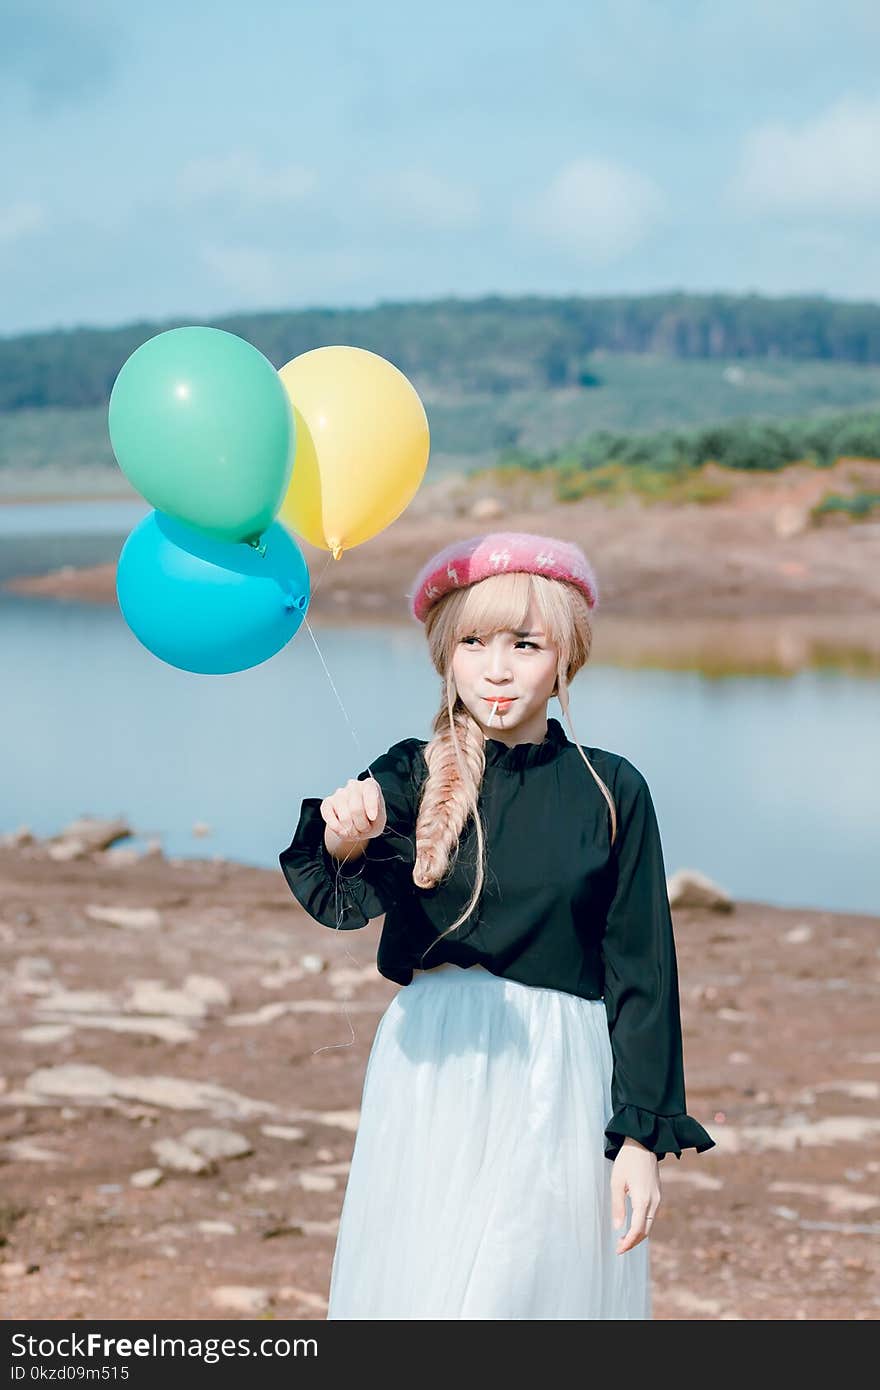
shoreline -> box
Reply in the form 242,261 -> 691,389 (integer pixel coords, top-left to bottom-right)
4,487 -> 880,667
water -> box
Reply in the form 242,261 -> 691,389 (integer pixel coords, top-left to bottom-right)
1,500 -> 878,915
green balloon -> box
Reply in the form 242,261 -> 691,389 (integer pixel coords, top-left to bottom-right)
108,326 -> 295,542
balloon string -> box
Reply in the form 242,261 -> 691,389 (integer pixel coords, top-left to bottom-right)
300,607 -> 385,1058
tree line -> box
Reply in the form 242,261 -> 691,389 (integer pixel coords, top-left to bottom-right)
2,290 -> 880,411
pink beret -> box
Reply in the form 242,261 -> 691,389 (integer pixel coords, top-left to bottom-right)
408,531 -> 599,624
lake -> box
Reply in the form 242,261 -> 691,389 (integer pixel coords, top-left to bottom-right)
1,500 -> 877,915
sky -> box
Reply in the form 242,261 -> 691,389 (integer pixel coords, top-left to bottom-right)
2,0 -> 880,337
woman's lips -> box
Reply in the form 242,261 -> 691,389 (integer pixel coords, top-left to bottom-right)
485,697 -> 515,706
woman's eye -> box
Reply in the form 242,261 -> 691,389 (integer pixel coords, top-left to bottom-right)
461,637 -> 538,649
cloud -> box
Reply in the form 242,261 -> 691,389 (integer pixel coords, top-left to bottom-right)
0,201 -> 48,244
0,2 -> 123,114
522,156 -> 666,262
199,242 -> 370,302
177,150 -> 317,207
729,95 -> 880,213
361,168 -> 481,231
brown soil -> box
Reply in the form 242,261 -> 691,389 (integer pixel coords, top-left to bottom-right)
4,462 -> 880,641
0,841 -> 878,1322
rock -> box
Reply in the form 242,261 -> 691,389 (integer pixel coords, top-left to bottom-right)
226,1001 -> 291,1026
277,1285 -> 328,1312
26,1064 -> 118,1101
211,1286 -> 271,1314
49,838 -> 90,862
245,1175 -> 280,1194
260,1125 -> 306,1142
19,1024 -> 73,1044
667,869 -> 733,911
102,848 -> 142,867
54,816 -> 132,853
1,1139 -> 64,1163
197,1220 -> 237,1235
126,980 -> 207,1018
294,1107 -> 360,1133
300,954 -> 327,974
36,988 -> 117,1013
0,826 -> 34,848
179,1127 -> 253,1160
183,975 -> 230,1007
784,924 -> 813,944
84,905 -> 162,931
32,1012 -> 197,1044
130,1168 -> 164,1188
24,1063 -> 282,1120
299,1171 -> 337,1192
259,965 -> 306,989
150,1137 -> 214,1174
470,496 -> 506,521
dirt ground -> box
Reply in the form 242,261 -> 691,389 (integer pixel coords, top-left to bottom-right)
5,459 -> 880,646
2,467 -> 878,1321
0,840 -> 878,1322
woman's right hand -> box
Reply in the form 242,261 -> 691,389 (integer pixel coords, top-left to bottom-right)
321,777 -> 387,844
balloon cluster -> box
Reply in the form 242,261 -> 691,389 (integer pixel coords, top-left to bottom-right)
110,328 -> 430,674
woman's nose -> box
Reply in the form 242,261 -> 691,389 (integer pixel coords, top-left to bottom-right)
486,647 -> 512,678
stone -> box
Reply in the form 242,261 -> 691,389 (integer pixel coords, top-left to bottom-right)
0,826 -> 34,848
130,1168 -> 164,1188
54,816 -> 133,853
84,905 -> 162,931
667,869 -> 733,910
211,1286 -> 271,1314
150,1137 -> 214,1174
178,1127 -> 253,1160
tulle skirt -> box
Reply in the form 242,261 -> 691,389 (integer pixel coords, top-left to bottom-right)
326,961 -> 651,1320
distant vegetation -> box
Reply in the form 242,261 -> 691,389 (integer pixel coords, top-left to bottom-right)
2,293 -> 880,501
3,290 -> 880,412
473,407 -> 880,509
812,490 -> 880,520
498,408 -> 880,476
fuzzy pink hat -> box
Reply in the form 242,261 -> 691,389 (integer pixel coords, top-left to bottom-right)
408,531 -> 599,624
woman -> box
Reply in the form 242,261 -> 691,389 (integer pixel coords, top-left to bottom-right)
279,530 -> 715,1319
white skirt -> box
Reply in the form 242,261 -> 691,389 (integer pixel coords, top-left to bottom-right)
327,961 -> 652,1320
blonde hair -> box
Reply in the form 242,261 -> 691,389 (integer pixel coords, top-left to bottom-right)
412,569 -> 617,965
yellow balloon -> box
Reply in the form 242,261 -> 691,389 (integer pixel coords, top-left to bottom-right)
277,346 -> 430,559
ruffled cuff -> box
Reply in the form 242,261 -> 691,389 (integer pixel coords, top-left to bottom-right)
604,1105 -> 717,1163
278,798 -> 390,930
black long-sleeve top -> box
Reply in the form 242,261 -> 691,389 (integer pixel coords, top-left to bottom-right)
278,716 -> 715,1164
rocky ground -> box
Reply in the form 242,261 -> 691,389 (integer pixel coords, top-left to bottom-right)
0,821 -> 878,1322
2,463 -> 879,1321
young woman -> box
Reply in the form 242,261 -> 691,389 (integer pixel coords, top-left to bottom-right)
279,530 -> 715,1320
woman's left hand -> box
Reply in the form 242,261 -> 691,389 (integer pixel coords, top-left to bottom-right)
611,1137 -> 661,1254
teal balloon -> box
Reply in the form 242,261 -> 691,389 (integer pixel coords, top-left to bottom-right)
116,511 -> 310,675
108,326 -> 295,543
